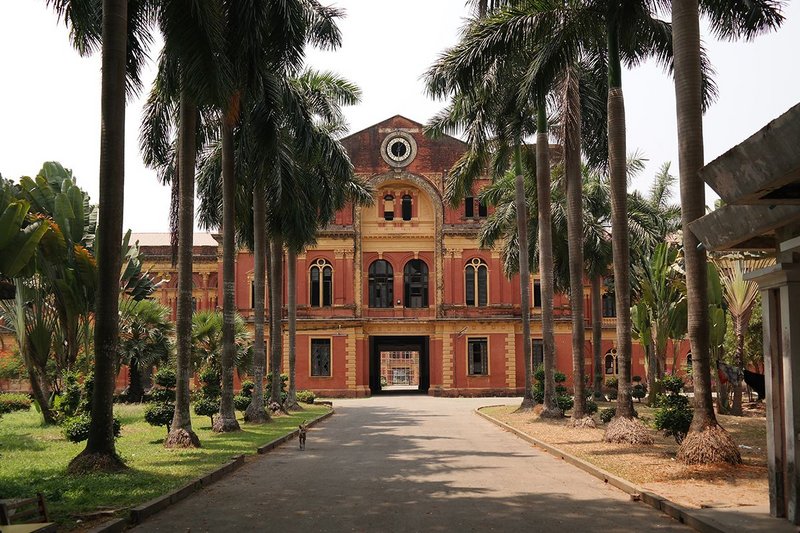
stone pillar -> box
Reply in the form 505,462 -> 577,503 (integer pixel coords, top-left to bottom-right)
748,262 -> 800,523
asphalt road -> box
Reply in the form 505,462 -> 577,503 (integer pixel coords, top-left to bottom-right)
134,395 -> 688,532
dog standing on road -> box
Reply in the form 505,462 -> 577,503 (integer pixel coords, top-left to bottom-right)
298,421 -> 308,450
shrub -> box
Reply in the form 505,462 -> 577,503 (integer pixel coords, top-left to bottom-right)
632,375 -> 642,383
145,402 -> 175,435
584,398 -> 598,415
660,374 -> 685,395
0,351 -> 25,379
199,368 -> 221,400
605,377 -> 619,400
599,407 -> 616,424
631,384 -> 646,402
554,371 -> 567,383
78,371 -> 95,413
194,397 -> 219,425
653,375 -> 693,443
296,390 -> 316,404
154,368 -> 177,389
555,395 -> 574,412
149,388 -> 175,403
240,380 -> 255,398
234,394 -> 251,412
531,382 -> 544,404
62,414 -> 121,443
266,373 -> 288,403
533,366 -> 545,382
0,393 -> 32,415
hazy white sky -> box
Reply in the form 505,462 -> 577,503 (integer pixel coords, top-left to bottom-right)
1,1 -> 798,232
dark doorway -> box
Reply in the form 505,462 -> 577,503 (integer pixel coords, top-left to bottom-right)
369,336 -> 429,395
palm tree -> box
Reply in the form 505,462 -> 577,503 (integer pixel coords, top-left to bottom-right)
118,299 -> 174,403
244,182 -> 270,422
671,0 -> 784,464
713,256 -> 771,414
47,0 -> 156,473
140,0 -> 228,447
425,60 -> 540,410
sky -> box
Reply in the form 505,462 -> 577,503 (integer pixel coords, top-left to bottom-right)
1,1 -> 798,233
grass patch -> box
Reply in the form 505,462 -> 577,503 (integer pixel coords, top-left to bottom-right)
0,403 -> 329,529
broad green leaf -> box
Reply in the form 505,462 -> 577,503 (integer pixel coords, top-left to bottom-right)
0,200 -> 28,248
0,220 -> 50,276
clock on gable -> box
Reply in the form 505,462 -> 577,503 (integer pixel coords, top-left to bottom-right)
381,131 -> 417,168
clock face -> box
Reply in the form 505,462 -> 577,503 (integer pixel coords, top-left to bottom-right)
387,137 -> 411,162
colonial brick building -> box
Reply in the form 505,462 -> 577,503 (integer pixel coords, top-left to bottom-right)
136,115 -> 686,398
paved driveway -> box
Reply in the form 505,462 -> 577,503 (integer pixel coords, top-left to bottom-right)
135,396 -> 688,532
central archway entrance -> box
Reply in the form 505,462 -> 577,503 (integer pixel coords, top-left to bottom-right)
369,336 -> 430,394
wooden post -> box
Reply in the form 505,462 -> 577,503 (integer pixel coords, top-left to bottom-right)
748,262 -> 800,523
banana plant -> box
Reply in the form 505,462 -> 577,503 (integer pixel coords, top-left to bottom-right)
631,242 -> 687,403
0,179 -> 51,277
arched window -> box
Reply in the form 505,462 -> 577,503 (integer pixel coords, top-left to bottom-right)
401,194 -> 412,221
404,259 -> 428,308
310,259 -> 333,307
465,258 -> 488,307
686,352 -> 692,372
604,349 -> 618,375
383,194 -> 394,221
369,260 -> 394,308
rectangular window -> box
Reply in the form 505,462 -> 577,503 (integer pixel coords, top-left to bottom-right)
322,268 -> 333,307
478,200 -> 488,218
311,339 -> 332,377
533,281 -> 542,308
467,338 -> 489,376
602,294 -> 616,317
531,339 -> 544,371
465,196 -> 474,218
250,280 -> 256,309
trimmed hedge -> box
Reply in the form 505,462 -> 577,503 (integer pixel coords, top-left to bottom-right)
0,393 -> 32,415
62,414 -> 122,443
296,390 -> 316,404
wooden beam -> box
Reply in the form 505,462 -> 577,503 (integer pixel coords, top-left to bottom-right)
688,205 -> 800,251
699,102 -> 800,205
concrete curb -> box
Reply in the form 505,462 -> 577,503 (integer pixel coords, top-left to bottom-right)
257,408 -> 334,454
475,407 -> 726,533
91,407 -> 334,532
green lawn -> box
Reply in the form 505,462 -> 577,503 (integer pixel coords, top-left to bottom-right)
0,403 -> 329,529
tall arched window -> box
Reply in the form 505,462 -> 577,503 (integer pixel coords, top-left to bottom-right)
465,258 -> 488,307
404,259 -> 428,308
369,260 -> 394,308
401,194 -> 412,221
604,349 -> 618,375
309,259 -> 333,307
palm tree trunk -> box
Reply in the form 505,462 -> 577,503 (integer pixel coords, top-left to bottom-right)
286,248 -> 300,410
673,0 -> 739,464
213,119 -> 241,433
731,325 -> 744,415
564,69 -> 586,419
166,94 -> 201,447
592,276 -> 603,400
28,366 -> 56,425
606,22 -> 634,421
514,143 -> 535,410
245,182 -> 269,423
68,0 -> 128,473
127,359 -> 144,403
269,238 -> 284,406
537,106 -> 560,418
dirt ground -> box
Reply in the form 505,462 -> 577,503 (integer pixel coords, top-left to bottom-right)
481,401 -> 768,511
